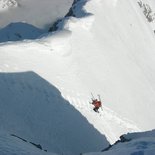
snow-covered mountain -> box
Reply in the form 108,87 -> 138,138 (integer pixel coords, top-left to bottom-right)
0,0 -> 73,28
85,129 -> 155,155
0,131 -> 55,155
0,0 -> 73,42
0,0 -> 155,154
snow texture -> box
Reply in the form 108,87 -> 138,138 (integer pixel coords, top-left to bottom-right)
0,0 -> 155,154
0,71 -> 109,155
0,0 -> 73,42
0,0 -> 73,29
84,130 -> 155,155
0,22 -> 45,43
0,131 -> 55,155
0,0 -> 17,11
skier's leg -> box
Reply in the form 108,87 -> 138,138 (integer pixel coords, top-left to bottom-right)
93,107 -> 98,112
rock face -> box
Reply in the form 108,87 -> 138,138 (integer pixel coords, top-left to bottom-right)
49,0 -> 90,32
49,0 -> 77,32
0,0 -> 18,11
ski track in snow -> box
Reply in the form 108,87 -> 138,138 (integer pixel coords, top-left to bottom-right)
0,0 -> 154,154
59,88 -> 141,144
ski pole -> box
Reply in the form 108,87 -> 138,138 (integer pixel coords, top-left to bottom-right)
91,92 -> 95,100
98,94 -> 101,101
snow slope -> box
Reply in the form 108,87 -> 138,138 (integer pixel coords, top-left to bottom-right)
55,0 -> 155,130
0,0 -> 155,154
0,22 -> 45,43
0,131 -> 55,155
0,71 -> 109,155
0,0 -> 73,29
85,129 -> 155,155
0,0 -> 73,42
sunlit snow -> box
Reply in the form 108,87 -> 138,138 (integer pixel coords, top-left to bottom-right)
0,0 -> 155,155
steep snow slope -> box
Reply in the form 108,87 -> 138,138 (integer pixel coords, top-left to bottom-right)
0,131 -> 55,155
0,0 -> 155,154
0,0 -> 73,29
84,129 -> 155,155
56,0 -> 155,130
0,0 -> 73,42
0,71 -> 109,155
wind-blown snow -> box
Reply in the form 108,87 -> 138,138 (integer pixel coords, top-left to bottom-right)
0,0 -> 155,154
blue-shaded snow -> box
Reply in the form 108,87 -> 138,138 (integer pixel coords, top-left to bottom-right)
0,22 -> 46,43
0,71 -> 109,155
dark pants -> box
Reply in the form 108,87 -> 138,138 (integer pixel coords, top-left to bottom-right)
93,107 -> 99,112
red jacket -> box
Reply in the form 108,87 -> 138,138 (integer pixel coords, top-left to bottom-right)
92,100 -> 101,108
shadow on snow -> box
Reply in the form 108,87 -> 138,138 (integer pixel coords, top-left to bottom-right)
0,71 -> 109,155
0,22 -> 46,43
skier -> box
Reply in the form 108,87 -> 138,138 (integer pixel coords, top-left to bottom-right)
91,98 -> 102,112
